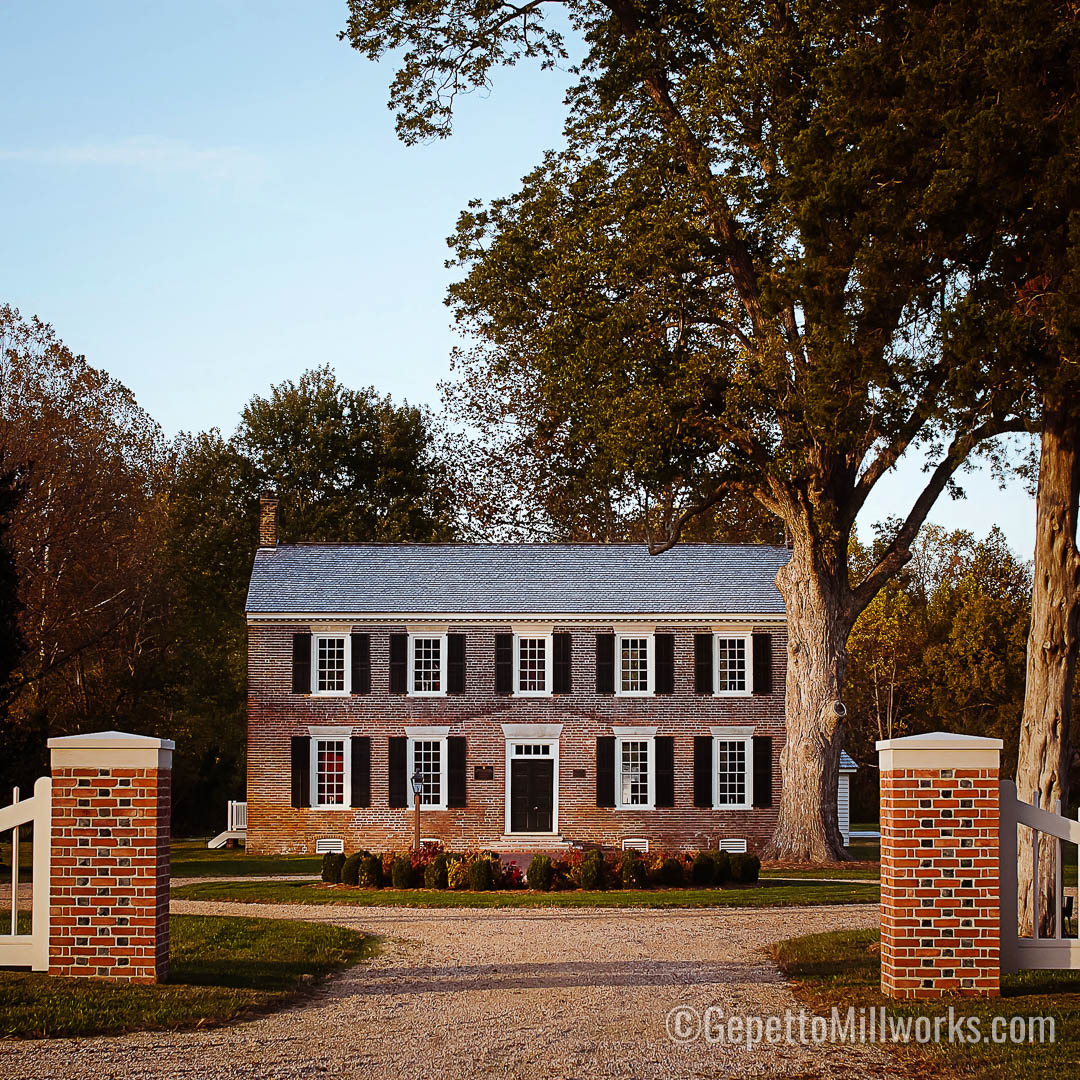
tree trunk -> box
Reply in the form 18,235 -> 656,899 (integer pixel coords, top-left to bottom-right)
1016,398 -> 1080,937
765,541 -> 852,861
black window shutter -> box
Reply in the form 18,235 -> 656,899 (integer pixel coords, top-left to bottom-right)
596,634 -> 615,695
388,736 -> 407,807
290,736 -> 310,808
694,634 -> 713,695
495,633 -> 513,695
389,634 -> 408,694
596,736 -> 615,807
292,633 -> 311,694
655,736 -> 675,807
693,735 -> 713,808
654,634 -> 675,695
447,634 -> 466,695
351,736 -> 371,807
752,633 -> 773,695
447,737 -> 467,807
351,633 -> 370,695
553,632 -> 572,694
753,736 -> 774,807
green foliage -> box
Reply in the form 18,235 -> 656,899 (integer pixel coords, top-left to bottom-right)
526,854 -> 554,891
690,852 -> 714,887
390,855 -> 413,890
341,853 -> 364,887
619,850 -> 648,890
710,851 -> 731,886
576,848 -> 606,890
423,852 -> 450,890
357,854 -> 383,888
728,854 -> 761,884
321,852 -> 345,884
657,857 -> 684,888
467,857 -> 494,891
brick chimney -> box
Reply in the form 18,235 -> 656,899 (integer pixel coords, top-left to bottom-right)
259,491 -> 279,548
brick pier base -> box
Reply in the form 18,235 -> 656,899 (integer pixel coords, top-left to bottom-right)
47,731 -> 174,983
877,732 -> 1002,999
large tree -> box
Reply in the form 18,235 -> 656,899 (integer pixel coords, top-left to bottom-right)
343,0 -> 1038,857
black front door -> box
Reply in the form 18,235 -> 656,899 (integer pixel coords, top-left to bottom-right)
510,759 -> 554,832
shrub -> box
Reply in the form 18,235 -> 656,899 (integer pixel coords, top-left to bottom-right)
659,856 -> 684,887
691,851 -> 714,887
710,850 -> 731,885
619,850 -> 648,889
341,852 -> 364,886
357,854 -> 382,887
527,853 -> 554,891
578,848 -> 605,890
728,853 -> 761,884
502,861 -> 524,889
321,852 -> 345,884
468,857 -> 494,891
424,852 -> 450,890
391,855 -> 413,889
447,856 -> 469,890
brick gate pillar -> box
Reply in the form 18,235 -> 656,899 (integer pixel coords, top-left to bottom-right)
877,731 -> 1002,999
47,731 -> 174,982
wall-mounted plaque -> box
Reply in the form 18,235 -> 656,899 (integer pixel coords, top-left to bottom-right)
473,765 -> 495,781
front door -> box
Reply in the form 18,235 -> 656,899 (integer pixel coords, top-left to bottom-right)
510,759 -> 554,833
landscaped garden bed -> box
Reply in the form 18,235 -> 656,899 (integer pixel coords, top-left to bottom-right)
774,929 -> 1080,1080
0,914 -> 375,1039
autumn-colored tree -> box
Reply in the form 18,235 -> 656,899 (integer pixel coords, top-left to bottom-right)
342,1 -> 1047,857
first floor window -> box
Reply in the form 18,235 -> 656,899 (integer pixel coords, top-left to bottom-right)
616,634 -> 653,695
714,738 -> 751,808
515,635 -> 550,694
314,635 -> 347,693
615,735 -> 654,809
412,738 -> 445,808
714,635 -> 749,694
410,635 -> 445,694
313,737 -> 348,807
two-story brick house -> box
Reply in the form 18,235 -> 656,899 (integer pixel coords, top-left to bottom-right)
245,495 -> 791,854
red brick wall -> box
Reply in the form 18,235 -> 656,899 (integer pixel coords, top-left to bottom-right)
879,765 -> 1000,999
49,764 -> 171,983
247,623 -> 787,854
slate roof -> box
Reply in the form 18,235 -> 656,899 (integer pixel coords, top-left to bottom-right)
246,543 -> 790,617
840,751 -> 858,771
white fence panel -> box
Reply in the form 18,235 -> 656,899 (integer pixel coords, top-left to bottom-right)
0,775 -> 52,971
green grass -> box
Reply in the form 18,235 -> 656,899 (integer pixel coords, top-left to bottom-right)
774,929 -> 1080,1079
168,838 -> 323,878
0,914 -> 375,1039
171,877 -> 879,908
761,864 -> 880,880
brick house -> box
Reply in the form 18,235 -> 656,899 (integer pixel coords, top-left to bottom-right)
245,495 -> 790,854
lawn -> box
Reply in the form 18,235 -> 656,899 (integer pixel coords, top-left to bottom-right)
761,862 -> 879,881
168,838 -> 322,878
774,929 -> 1080,1079
171,877 -> 879,908
0,914 -> 374,1039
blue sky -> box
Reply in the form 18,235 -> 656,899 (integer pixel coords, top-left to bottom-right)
1,2 -> 1036,558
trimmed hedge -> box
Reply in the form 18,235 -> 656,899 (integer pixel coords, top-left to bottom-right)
341,853 -> 364,887
321,852 -> 345,884
526,854 -> 554,891
467,858 -> 494,891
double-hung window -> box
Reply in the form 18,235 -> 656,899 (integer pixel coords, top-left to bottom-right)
409,634 -> 447,696
614,730 -> 656,809
310,735 -> 350,808
616,633 -> 654,696
514,633 -> 552,696
712,730 -> 753,809
714,634 -> 751,695
406,727 -> 449,810
313,634 -> 349,695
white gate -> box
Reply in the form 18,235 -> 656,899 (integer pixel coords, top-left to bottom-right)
1000,779 -> 1080,974
0,776 -> 52,971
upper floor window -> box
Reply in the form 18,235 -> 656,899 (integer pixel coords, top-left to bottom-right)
515,634 -> 552,696
714,634 -> 750,695
410,634 -> 447,696
616,633 -> 653,696
313,634 -> 349,695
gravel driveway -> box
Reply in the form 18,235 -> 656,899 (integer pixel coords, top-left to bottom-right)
2,900 -> 900,1080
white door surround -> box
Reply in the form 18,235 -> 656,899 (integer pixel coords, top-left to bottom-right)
502,723 -> 562,835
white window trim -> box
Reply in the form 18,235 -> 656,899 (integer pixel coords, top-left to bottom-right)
501,723 -> 561,835
309,734 -> 352,810
614,632 -> 654,697
713,632 -> 752,697
513,632 -> 553,697
408,632 -> 448,697
711,729 -> 754,810
405,725 -> 450,811
614,729 -> 656,810
311,633 -> 351,696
